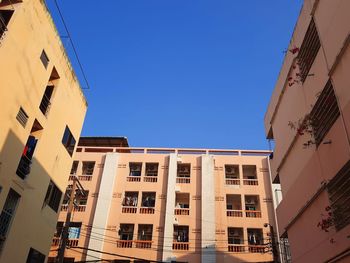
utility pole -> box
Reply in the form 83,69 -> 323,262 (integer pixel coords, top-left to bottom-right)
57,177 -> 77,263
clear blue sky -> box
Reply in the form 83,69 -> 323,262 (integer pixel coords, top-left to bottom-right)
47,0 -> 303,149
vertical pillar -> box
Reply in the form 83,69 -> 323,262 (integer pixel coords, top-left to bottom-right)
86,153 -> 119,260
162,153 -> 178,262
201,155 -> 216,263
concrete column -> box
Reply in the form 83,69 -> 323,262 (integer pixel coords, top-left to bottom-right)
162,153 -> 178,262
87,153 -> 119,260
201,155 -> 216,263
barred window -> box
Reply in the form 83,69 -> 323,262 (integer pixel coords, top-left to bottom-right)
310,80 -> 340,146
297,19 -> 321,83
327,160 -> 350,231
44,181 -> 62,212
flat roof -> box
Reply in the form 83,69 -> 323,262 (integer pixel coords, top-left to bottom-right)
78,137 -> 129,147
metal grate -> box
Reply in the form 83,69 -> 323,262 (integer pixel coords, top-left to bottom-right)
0,189 -> 20,253
327,160 -> 350,231
16,107 -> 28,128
310,80 -> 340,146
297,19 -> 321,83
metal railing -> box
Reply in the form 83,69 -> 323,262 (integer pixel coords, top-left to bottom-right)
39,94 -> 51,116
0,13 -> 8,39
16,155 -> 32,179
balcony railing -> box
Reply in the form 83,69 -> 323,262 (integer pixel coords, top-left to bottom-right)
127,176 -> 141,182
52,237 -> 60,246
243,179 -> 258,185
122,206 -> 137,213
135,240 -> 153,249
116,240 -> 133,248
39,94 -> 51,116
248,245 -> 266,253
60,204 -> 86,212
176,177 -> 190,184
228,244 -> 245,252
78,175 -> 92,181
225,179 -> 240,185
245,210 -> 262,218
174,208 -> 190,215
143,176 -> 157,183
226,210 -> 243,217
0,14 -> 8,39
16,155 -> 32,179
172,242 -> 189,250
139,207 -> 155,214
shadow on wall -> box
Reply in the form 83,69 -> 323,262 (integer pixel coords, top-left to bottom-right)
0,129 -> 64,261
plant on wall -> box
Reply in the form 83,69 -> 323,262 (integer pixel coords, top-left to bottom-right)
288,114 -> 318,148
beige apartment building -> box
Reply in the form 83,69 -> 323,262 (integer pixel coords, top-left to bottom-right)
265,0 -> 350,262
49,137 -> 277,263
0,0 -> 87,262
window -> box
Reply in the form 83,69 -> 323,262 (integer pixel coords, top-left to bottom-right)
327,160 -> 350,231
16,107 -> 29,128
145,163 -> 158,177
138,224 -> 153,241
119,224 -> 134,240
26,248 -> 45,263
16,135 -> 37,179
228,228 -> 243,244
173,225 -> 189,242
247,228 -> 263,245
39,85 -> 54,116
76,190 -> 89,206
54,222 -> 64,238
129,163 -> 142,176
297,19 -> 321,83
40,50 -> 49,69
177,164 -> 190,177
0,189 -> 20,252
243,165 -> 257,180
123,192 -> 138,207
44,181 -> 62,212
82,161 -> 95,175
141,192 -> 155,208
225,165 -> 239,179
70,161 -> 78,175
62,126 -> 76,156
310,80 -> 340,146
0,9 -> 14,39
68,222 -> 81,239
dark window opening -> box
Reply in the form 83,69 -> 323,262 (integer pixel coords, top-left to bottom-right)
122,192 -> 138,207
228,228 -> 244,244
0,189 -> 20,252
145,163 -> 158,176
39,85 -> 54,116
225,165 -> 239,179
173,225 -> 189,242
62,126 -> 76,156
247,228 -> 263,245
0,9 -> 13,39
310,80 -> 340,146
119,224 -> 134,240
138,224 -> 153,241
141,192 -> 155,208
177,164 -> 190,178
82,161 -> 95,175
327,160 -> 350,231
16,107 -> 29,128
70,161 -> 78,175
129,162 -> 142,176
40,50 -> 49,69
297,19 -> 321,83
26,248 -> 45,263
44,181 -> 62,212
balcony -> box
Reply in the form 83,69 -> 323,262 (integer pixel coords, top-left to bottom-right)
248,245 -> 266,253
243,179 -> 258,185
140,207 -> 155,214
245,210 -> 262,218
225,165 -> 240,185
228,244 -> 245,252
60,204 -> 86,212
172,242 -> 189,250
52,237 -> 60,246
226,210 -> 243,217
243,165 -> 258,185
176,177 -> 190,184
135,240 -> 152,249
78,175 -> 92,181
16,155 -> 32,179
116,240 -> 133,248
175,208 -> 190,215
143,176 -> 157,183
127,176 -> 141,182
67,239 -> 79,247
122,206 -> 137,213
175,193 -> 189,215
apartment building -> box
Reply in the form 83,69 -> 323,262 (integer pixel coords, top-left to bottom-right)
265,0 -> 350,262
0,0 -> 87,262
49,137 -> 277,263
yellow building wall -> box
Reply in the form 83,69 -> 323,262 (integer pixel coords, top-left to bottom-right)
0,0 -> 87,262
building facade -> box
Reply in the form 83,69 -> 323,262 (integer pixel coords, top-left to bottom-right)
0,0 -> 87,262
49,137 -> 277,263
265,0 -> 350,262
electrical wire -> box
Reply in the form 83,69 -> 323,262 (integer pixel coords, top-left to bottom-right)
52,0 -> 91,90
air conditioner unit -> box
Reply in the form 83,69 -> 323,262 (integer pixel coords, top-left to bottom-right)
180,166 -> 190,173
246,199 -> 256,205
147,165 -> 157,171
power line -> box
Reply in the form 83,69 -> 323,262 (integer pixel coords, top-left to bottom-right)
52,0 -> 91,90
